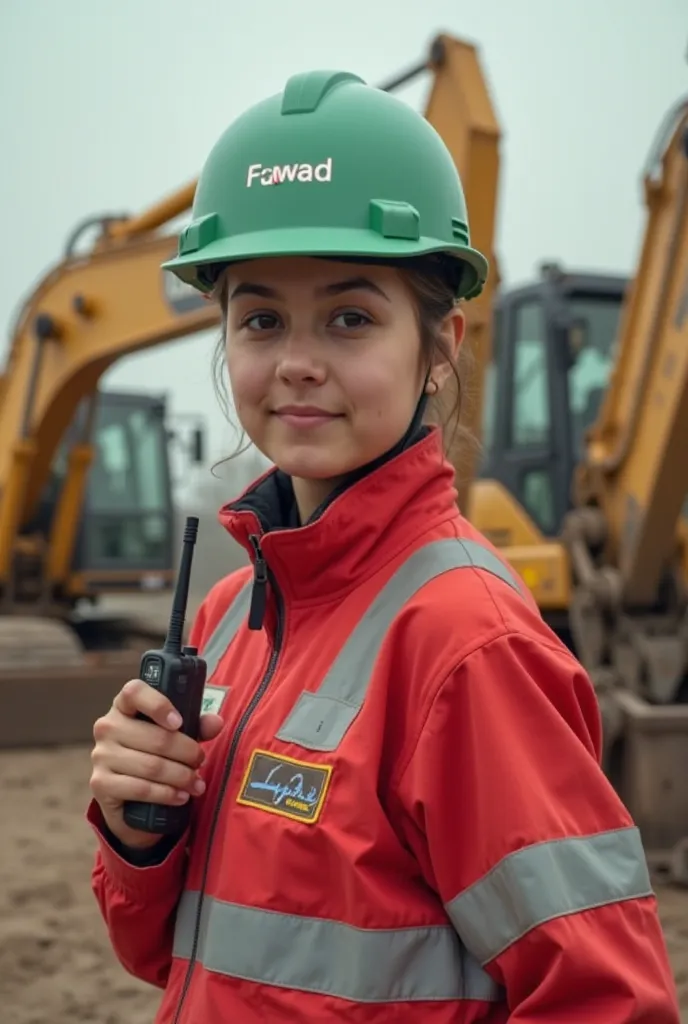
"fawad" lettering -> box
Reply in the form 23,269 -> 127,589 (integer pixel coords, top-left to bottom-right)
246,158 -> 333,187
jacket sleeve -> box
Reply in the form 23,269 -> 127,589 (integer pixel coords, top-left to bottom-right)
397,629 -> 680,1022
87,598 -> 210,988
87,800 -> 190,988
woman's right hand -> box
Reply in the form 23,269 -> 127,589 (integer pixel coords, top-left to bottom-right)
90,677 -> 225,850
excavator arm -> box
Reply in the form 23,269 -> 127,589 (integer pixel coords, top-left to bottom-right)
556,100 -> 688,872
0,226 -> 218,593
0,32 -> 501,605
422,36 -> 501,505
574,99 -> 688,608
462,90 -> 688,872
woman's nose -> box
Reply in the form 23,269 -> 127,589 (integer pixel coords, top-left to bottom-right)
275,335 -> 326,384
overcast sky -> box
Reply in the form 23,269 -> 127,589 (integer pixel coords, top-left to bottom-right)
1,0 -> 685,477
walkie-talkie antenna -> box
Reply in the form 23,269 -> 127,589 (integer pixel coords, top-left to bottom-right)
163,516 -> 199,654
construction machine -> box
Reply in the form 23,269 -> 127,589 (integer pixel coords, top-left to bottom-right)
35,387 -> 204,622
467,97 -> 688,879
0,34 -> 500,747
0,245 -> 215,745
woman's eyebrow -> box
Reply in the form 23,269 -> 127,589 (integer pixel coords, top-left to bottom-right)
228,282 -> 278,300
228,277 -> 390,302
317,277 -> 390,301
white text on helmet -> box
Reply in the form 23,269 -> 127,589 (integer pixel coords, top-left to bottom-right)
246,158 -> 333,187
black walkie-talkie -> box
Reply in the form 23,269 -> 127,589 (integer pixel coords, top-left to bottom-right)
123,516 -> 208,835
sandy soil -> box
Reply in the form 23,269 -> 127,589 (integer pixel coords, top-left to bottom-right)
0,746 -> 161,1024
2,746 -> 688,1023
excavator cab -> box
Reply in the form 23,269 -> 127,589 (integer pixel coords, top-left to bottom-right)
74,391 -> 175,583
34,390 -> 179,599
479,265 -> 628,536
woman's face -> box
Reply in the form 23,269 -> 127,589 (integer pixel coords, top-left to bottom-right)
224,256 -> 463,496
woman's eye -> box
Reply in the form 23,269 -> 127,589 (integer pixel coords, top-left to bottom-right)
244,313 -> 279,331
331,311 -> 371,329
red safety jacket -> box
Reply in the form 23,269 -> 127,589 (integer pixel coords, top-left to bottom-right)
88,427 -> 680,1023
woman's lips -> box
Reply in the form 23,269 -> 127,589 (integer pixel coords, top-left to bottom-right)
273,406 -> 342,428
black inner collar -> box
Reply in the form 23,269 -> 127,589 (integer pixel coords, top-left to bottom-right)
229,423 -> 431,533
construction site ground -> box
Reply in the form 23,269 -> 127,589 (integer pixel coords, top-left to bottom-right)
3,587 -> 688,1020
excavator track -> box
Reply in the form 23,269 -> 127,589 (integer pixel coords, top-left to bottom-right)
0,616 -> 143,749
0,615 -> 86,670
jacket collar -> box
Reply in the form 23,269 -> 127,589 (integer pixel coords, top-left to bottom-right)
218,426 -> 458,606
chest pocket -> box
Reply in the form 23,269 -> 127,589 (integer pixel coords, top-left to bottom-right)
201,538 -> 524,752
277,538 -> 523,751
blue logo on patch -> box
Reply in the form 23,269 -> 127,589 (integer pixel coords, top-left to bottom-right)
237,749 -> 333,824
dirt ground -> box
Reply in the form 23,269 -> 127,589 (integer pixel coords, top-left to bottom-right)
0,746 -> 161,1024
1,746 -> 688,1023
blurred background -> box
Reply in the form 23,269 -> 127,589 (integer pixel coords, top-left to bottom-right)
1,2 -> 688,1022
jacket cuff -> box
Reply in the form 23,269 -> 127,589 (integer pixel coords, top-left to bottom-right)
86,799 -> 188,897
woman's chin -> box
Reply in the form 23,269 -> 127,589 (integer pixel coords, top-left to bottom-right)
269,443 -> 360,482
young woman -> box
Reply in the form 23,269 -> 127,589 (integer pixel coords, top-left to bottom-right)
87,69 -> 680,1022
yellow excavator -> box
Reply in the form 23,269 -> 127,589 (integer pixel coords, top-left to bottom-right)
0,35 -> 499,747
467,96 -> 688,878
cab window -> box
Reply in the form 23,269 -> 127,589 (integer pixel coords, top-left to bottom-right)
510,301 -> 550,447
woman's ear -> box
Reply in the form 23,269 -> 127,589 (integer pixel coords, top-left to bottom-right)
427,307 -> 466,394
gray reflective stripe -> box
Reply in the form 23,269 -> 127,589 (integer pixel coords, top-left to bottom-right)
200,580 -> 252,679
446,825 -> 653,966
277,538 -> 522,750
173,891 -> 504,1004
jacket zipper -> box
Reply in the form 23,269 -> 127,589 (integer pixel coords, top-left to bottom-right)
247,534 -> 269,630
172,532 -> 284,1024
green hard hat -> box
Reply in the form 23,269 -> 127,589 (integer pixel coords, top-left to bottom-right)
162,70 -> 488,300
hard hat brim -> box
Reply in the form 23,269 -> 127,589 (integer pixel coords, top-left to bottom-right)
162,225 -> 488,300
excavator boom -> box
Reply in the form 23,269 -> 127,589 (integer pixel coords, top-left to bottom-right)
422,37 -> 500,504
0,231 -> 217,586
467,90 -> 688,876
576,101 -> 688,607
